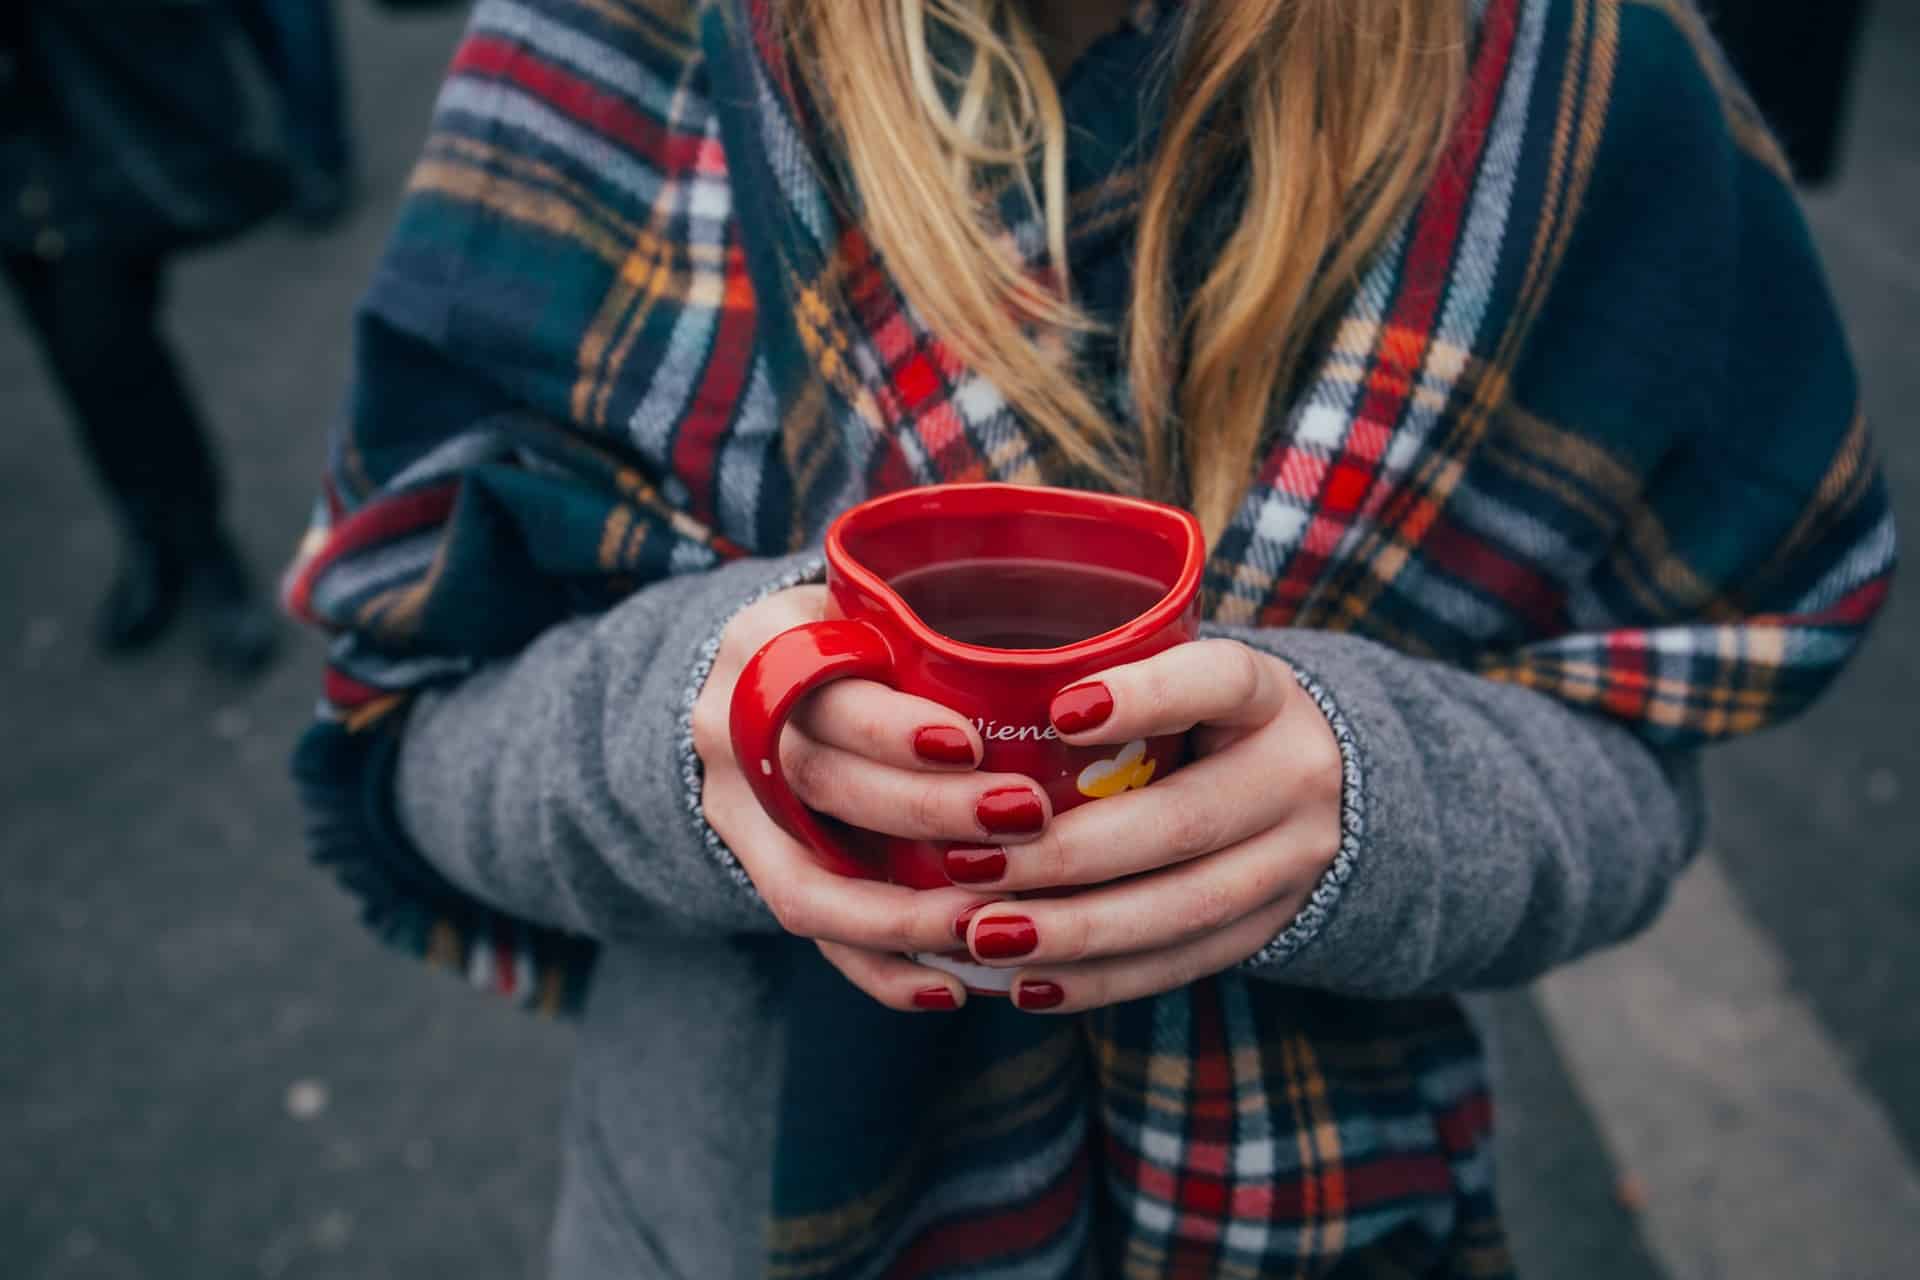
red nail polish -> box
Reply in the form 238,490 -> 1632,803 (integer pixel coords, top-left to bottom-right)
973,916 -> 1038,960
912,986 -> 959,1011
953,902 -> 995,940
913,725 -> 975,766
977,787 -> 1044,835
1050,682 -> 1114,735
945,848 -> 1008,885
1015,980 -> 1065,1011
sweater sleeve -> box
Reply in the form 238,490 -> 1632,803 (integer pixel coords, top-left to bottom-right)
391,551 -> 821,942
1218,624 -> 1704,997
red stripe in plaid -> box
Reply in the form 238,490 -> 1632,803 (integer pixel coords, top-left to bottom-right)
1169,985 -> 1238,1269
1803,579 -> 1893,628
1339,1154 -> 1458,1208
492,934 -> 518,995
1434,1093 -> 1497,1157
321,668 -> 392,711
1418,516 -> 1568,634
881,1147 -> 1090,1280
286,483 -> 457,623
672,248 -> 759,526
1261,0 -> 1525,622
1601,630 -> 1657,719
451,35 -> 706,173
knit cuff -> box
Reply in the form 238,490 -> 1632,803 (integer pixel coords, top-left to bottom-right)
1236,663 -> 1366,974
676,556 -> 829,899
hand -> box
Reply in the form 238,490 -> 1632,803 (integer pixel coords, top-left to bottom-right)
689,585 -> 1055,1012
947,639 -> 1344,1012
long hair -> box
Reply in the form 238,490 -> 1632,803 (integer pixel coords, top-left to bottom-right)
779,0 -> 1469,540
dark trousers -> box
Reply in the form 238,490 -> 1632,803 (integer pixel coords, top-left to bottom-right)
230,0 -> 351,180
5,250 -> 224,549
1710,0 -> 1869,185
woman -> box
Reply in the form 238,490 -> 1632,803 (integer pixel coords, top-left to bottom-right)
4,0 -> 281,673
287,0 -> 1894,1275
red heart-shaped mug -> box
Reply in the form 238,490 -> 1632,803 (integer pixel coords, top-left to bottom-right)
729,483 -> 1204,992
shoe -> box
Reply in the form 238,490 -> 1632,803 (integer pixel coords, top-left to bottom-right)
96,534 -> 186,654
188,534 -> 281,679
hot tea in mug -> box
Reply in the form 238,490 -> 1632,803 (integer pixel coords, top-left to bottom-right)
889,559 -> 1169,650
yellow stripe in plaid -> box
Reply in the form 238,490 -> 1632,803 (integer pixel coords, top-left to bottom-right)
409,159 -> 634,266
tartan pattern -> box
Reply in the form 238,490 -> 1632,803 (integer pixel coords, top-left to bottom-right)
1086,987 -> 1509,1279
284,0 -> 1893,1274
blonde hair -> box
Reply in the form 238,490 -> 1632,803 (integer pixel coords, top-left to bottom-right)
780,0 -> 1468,539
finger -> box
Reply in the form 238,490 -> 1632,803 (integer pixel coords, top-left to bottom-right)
703,770 -> 993,952
781,726 -> 1051,844
1004,895 -> 1303,1014
791,678 -> 982,771
1049,639 -> 1290,745
815,940 -> 968,1012
961,820 -> 1329,969
946,730 -> 1294,891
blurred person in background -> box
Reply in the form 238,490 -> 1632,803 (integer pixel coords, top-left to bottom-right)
2,0 -> 283,675
285,1 -> 1893,1276
231,0 -> 355,228
1710,0 -> 1870,187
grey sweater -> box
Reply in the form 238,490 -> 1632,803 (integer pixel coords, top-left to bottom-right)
394,551 -> 1703,1278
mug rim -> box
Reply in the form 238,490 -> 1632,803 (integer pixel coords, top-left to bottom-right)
823,483 -> 1205,669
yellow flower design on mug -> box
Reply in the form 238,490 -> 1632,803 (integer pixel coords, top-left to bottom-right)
1075,739 -> 1158,799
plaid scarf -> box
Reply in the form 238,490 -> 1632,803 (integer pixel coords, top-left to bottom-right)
285,0 -> 1893,1274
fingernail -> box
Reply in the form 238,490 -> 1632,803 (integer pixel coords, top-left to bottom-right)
977,787 -> 1045,836
945,847 -> 1008,885
973,915 -> 1038,960
913,725 -> 975,766
1050,681 -> 1114,735
1015,980 -> 1065,1011
912,986 -> 959,1011
953,901 -> 996,940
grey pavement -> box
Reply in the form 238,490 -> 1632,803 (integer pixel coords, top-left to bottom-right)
3,3 -> 1917,1278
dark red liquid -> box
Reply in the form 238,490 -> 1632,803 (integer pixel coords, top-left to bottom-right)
889,558 -> 1170,649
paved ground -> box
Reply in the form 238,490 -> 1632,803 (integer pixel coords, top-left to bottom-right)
3,4 -> 1916,1278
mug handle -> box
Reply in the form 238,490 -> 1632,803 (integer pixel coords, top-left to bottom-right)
728,618 -> 898,879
